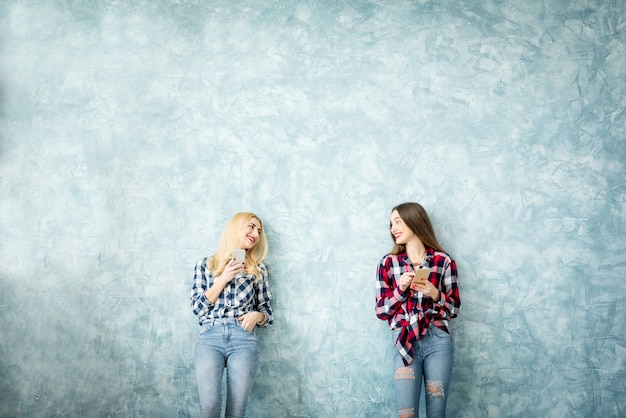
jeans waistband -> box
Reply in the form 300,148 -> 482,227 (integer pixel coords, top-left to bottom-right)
392,322 -> 440,331
203,318 -> 240,327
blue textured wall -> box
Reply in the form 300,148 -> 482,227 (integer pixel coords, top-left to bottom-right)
1,1 -> 624,417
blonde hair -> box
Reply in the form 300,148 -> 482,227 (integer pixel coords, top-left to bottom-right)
390,202 -> 445,255
208,212 -> 268,281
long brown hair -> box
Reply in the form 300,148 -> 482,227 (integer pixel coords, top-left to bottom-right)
208,212 -> 268,282
390,202 -> 445,254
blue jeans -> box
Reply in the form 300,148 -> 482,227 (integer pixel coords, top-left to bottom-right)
194,319 -> 259,418
393,325 -> 454,418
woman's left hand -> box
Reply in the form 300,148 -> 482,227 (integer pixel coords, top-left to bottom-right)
411,278 -> 440,302
237,312 -> 264,332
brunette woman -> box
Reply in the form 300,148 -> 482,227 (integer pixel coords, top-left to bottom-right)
376,202 -> 461,418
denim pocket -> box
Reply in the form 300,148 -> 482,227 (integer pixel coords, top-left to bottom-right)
231,324 -> 259,351
430,325 -> 451,339
199,323 -> 216,336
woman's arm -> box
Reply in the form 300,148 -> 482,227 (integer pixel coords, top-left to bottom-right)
375,257 -> 408,321
190,258 -> 214,319
429,257 -> 461,320
253,264 -> 273,327
203,274 -> 230,304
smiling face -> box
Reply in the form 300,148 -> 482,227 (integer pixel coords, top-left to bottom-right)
239,216 -> 262,250
390,209 -> 417,246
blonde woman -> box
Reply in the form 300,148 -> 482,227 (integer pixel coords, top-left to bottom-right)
190,212 -> 273,418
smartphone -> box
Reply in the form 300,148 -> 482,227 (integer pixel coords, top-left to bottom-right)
410,267 -> 431,290
232,249 -> 246,263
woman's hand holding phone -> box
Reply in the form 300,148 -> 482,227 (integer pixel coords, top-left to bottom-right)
409,268 -> 440,301
399,272 -> 415,292
204,257 -> 245,303
409,268 -> 430,291
222,257 -> 245,282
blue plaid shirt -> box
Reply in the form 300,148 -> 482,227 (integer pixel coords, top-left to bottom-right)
190,257 -> 273,327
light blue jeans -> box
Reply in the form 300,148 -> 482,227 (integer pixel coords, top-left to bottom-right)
194,319 -> 259,418
393,325 -> 454,418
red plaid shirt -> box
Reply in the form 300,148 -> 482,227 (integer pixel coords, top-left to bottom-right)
376,248 -> 461,365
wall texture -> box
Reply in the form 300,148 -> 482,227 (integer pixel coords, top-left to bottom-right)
1,1 -> 624,417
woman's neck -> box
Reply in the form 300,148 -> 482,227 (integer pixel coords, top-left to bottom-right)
405,240 -> 426,265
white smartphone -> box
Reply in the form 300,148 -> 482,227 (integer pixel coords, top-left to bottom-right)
232,249 -> 246,263
410,267 -> 431,290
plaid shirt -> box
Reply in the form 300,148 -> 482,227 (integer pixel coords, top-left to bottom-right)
190,257 -> 273,327
376,248 -> 460,365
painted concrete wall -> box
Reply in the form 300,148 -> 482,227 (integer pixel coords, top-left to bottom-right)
1,1 -> 624,417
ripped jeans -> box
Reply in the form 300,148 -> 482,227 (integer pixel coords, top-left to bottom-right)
392,325 -> 454,418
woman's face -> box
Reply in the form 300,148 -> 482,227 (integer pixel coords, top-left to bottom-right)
390,210 -> 415,245
239,217 -> 262,250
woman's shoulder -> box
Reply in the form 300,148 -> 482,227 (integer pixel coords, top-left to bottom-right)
256,262 -> 270,276
379,252 -> 405,264
430,249 -> 454,264
379,253 -> 392,263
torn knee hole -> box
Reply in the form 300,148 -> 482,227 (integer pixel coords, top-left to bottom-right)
394,366 -> 415,380
398,407 -> 414,418
426,379 -> 445,398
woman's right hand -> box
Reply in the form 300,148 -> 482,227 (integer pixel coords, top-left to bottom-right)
398,272 -> 415,293
204,258 -> 246,303
220,258 -> 245,283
